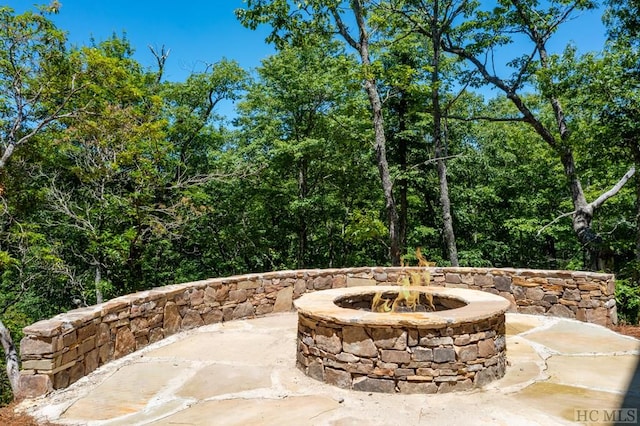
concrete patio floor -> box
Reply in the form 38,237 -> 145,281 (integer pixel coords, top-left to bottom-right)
16,312 -> 640,426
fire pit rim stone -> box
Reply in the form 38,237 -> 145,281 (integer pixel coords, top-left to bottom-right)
293,285 -> 511,328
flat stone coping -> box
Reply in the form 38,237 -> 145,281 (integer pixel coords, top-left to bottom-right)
294,286 -> 511,328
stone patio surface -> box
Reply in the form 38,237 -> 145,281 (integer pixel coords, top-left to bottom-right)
17,313 -> 640,426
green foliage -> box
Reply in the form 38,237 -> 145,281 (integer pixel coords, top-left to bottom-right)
615,259 -> 640,324
345,209 -> 387,246
604,0 -> 640,44
615,278 -> 640,324
0,5 -> 78,169
233,36 -> 385,268
1,2 -> 640,407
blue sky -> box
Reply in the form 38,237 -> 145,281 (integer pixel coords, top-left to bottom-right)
8,1 -> 608,108
9,1 -> 276,82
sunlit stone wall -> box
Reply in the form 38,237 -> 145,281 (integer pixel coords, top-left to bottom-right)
17,267 -> 616,398
295,286 -> 511,393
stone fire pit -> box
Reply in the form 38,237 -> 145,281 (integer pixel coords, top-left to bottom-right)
295,286 -> 510,393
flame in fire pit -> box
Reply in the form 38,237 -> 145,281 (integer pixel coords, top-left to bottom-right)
371,248 -> 436,313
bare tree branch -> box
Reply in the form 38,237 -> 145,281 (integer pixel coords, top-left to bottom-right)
537,210 -> 576,236
537,166 -> 636,236
408,153 -> 464,171
445,114 -> 526,122
590,166 -> 636,210
0,319 -> 20,396
149,44 -> 170,84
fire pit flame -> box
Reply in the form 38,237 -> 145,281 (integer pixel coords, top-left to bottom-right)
371,248 -> 436,313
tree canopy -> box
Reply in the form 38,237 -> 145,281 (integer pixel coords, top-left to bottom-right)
1,1 -> 639,403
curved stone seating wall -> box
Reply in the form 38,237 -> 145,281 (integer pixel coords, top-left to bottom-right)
17,267 -> 616,398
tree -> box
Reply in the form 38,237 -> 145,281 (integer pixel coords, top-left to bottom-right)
0,5 -> 86,397
0,6 -> 85,170
397,0 -> 635,269
162,58 -> 248,183
604,0 -> 640,43
44,35 -> 167,304
553,0 -> 640,316
450,95 -> 577,268
238,1 -> 403,264
138,59 -> 253,285
602,0 -> 640,263
373,32 -> 430,260
234,37 -> 386,268
47,38 -> 250,302
384,0 -> 478,265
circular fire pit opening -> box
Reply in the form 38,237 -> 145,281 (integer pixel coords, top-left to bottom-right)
334,290 -> 468,312
295,286 -> 510,394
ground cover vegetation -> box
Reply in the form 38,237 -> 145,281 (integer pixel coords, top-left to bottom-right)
0,0 -> 638,404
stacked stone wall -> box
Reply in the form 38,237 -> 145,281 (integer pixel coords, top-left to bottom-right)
297,310 -> 506,393
18,267 -> 616,398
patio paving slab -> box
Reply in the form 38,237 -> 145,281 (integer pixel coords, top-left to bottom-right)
523,320 -> 640,354
59,361 -> 194,421
516,381 -> 640,425
16,312 -> 640,426
546,354 -> 640,394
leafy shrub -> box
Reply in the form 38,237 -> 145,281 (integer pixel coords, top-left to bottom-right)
615,279 -> 640,325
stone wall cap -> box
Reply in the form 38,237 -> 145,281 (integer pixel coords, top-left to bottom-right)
433,267 -> 613,280
22,319 -> 65,337
41,309 -> 100,329
61,307 -> 101,323
100,298 -> 131,315
176,278 -> 219,289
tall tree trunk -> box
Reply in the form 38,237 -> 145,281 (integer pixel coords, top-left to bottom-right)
397,93 -> 409,253
436,133 -> 459,266
431,2 -> 459,266
95,265 -> 103,305
636,173 -> 640,264
0,319 -> 20,397
535,26 -> 600,266
632,141 -> 640,262
0,139 -> 15,170
364,77 -> 401,265
297,157 -> 308,268
333,2 -> 401,265
519,0 -> 634,269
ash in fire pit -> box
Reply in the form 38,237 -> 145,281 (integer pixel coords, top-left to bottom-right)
294,286 -> 510,394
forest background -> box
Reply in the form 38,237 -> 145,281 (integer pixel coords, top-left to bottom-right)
0,0 -> 639,403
